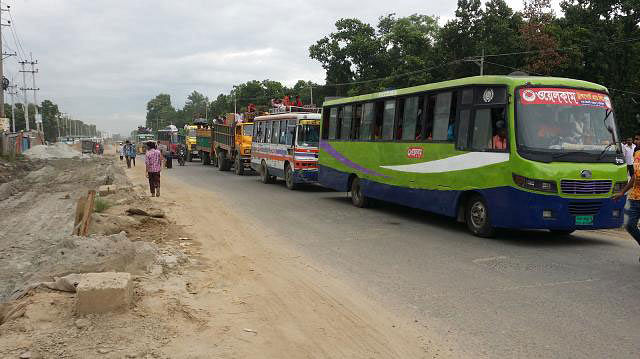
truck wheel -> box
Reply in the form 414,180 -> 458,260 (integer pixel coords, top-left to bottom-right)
260,161 -> 273,184
218,152 -> 226,171
285,163 -> 297,190
235,157 -> 244,176
465,194 -> 495,237
350,177 -> 368,208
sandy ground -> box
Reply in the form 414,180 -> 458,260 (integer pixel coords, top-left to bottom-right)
0,149 -> 446,358
123,157 -> 442,358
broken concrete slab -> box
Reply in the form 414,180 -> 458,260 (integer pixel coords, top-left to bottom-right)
76,272 -> 133,315
98,185 -> 116,197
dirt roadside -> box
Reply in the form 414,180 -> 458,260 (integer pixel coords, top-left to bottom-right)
124,158 -> 450,358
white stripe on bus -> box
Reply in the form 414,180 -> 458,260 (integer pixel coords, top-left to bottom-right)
380,152 -> 510,173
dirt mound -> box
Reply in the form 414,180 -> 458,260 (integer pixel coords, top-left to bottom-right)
23,143 -> 82,160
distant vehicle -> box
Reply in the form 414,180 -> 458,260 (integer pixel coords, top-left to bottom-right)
157,125 -> 179,157
183,124 -> 199,161
196,123 -> 213,165
318,75 -> 626,237
81,139 -> 103,155
136,133 -> 155,154
251,109 -> 321,190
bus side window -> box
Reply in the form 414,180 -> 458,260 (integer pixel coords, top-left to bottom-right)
352,105 -> 362,140
272,120 -> 280,144
328,107 -> 338,140
374,102 -> 385,140
471,107 -> 507,151
265,121 -> 272,144
456,110 -> 471,149
256,122 -> 263,143
382,100 -> 395,140
341,105 -> 353,140
322,109 -> 330,140
424,95 -> 435,141
401,96 -> 420,141
395,98 -> 405,140
431,92 -> 453,141
286,120 -> 296,145
360,102 -> 375,140
279,120 -> 287,144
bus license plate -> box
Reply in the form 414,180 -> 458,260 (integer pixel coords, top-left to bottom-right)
575,215 -> 594,225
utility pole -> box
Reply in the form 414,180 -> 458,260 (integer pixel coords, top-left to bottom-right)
8,83 -> 15,132
28,54 -> 40,131
0,1 -> 8,119
309,85 -> 314,107
19,60 -> 29,131
480,48 -> 484,76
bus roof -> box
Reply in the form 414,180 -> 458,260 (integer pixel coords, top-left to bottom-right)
322,75 -> 609,107
254,113 -> 322,121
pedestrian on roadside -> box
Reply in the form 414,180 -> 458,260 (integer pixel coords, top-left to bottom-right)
119,143 -> 124,161
613,149 -> 640,262
145,141 -> 164,197
623,138 -> 635,177
124,141 -> 137,168
634,134 -> 640,153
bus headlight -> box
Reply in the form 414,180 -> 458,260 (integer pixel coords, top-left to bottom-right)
613,181 -> 627,193
513,174 -> 557,193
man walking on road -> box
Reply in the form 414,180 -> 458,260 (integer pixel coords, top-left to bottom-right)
124,140 -> 137,168
614,149 -> 640,262
623,138 -> 635,177
145,141 -> 164,197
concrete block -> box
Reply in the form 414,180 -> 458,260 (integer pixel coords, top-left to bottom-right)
76,272 -> 133,315
98,185 -> 116,196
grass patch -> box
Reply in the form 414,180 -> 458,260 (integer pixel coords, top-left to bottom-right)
94,197 -> 112,213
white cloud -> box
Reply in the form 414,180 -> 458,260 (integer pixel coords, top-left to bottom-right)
5,0 -> 537,135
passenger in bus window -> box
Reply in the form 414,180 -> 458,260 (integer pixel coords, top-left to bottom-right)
491,121 -> 507,150
447,118 -> 455,141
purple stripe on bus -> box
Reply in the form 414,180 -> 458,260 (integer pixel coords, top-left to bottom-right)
320,141 -> 389,178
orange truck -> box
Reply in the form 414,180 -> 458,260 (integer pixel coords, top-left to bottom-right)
212,121 -> 254,175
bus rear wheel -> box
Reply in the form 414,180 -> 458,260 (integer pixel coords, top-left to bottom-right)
350,177 -> 368,208
465,195 -> 494,237
260,161 -> 273,184
285,163 -> 297,190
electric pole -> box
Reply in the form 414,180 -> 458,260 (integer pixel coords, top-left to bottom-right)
8,82 -> 15,132
19,60 -> 28,131
0,1 -> 7,119
28,53 -> 39,131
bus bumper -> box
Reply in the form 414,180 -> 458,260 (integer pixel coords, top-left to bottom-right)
293,169 -> 318,184
482,187 -> 625,230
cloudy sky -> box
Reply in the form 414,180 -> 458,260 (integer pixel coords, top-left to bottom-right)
5,0 -> 557,135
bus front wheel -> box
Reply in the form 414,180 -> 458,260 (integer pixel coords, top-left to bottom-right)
285,163 -> 297,190
465,195 -> 494,237
350,177 -> 368,208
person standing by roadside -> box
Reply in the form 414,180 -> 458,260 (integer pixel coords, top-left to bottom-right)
634,134 -> 640,153
622,138 -> 635,177
124,140 -> 137,168
145,141 -> 164,197
119,143 -> 124,161
613,149 -> 640,262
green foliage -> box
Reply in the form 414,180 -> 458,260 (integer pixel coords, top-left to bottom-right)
94,197 -> 111,213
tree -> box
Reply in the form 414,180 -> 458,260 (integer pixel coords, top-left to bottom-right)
145,94 -> 176,131
520,0 -> 565,74
182,91 -> 209,122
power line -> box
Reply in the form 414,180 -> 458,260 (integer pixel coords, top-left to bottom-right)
7,9 -> 26,60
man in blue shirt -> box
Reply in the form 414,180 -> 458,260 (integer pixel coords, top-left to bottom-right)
124,140 -> 137,168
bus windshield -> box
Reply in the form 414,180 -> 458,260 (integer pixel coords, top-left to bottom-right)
297,124 -> 319,147
516,88 -> 618,162
243,124 -> 253,136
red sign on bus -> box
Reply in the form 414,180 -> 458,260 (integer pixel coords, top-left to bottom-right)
407,146 -> 424,159
519,88 -> 611,109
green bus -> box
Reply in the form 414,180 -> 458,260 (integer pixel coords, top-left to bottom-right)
318,75 -> 626,236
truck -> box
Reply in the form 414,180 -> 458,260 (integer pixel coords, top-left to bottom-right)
196,123 -> 213,165
211,121 -> 254,175
183,124 -> 199,161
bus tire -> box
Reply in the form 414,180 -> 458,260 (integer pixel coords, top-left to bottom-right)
235,157 -> 244,176
285,163 -> 297,190
260,161 -> 273,184
350,177 -> 368,208
465,195 -> 495,237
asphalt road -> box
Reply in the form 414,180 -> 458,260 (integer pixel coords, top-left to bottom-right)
166,161 -> 640,358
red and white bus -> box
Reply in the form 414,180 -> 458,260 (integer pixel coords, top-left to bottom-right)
251,110 -> 321,190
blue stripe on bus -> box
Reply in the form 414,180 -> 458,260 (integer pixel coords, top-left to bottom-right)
319,165 -> 624,230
